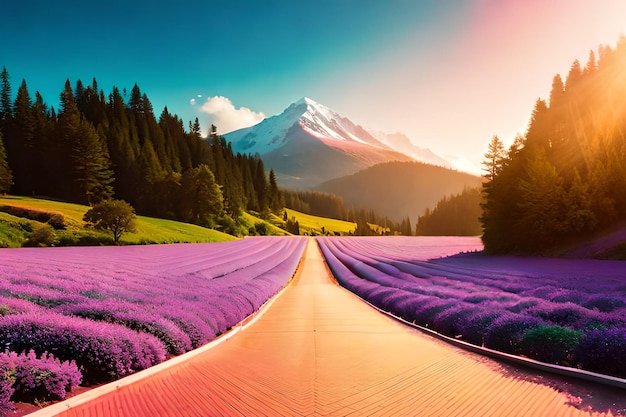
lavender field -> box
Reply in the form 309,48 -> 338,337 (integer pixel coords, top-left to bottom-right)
318,236 -> 626,379
0,237 -> 306,411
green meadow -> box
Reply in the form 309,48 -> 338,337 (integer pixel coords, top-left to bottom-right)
0,196 -> 235,247
284,208 -> 356,236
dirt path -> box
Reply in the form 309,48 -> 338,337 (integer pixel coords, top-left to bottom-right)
27,239 -> 618,417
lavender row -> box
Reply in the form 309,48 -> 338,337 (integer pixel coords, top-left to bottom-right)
0,237 -> 307,392
318,236 -> 626,378
0,350 -> 82,407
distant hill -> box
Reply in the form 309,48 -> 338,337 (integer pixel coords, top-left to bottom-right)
415,186 -> 482,236
315,161 -> 482,224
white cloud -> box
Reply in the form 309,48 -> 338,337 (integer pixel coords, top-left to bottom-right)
199,96 -> 265,134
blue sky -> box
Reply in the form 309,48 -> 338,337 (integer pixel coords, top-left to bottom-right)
3,1 -> 626,173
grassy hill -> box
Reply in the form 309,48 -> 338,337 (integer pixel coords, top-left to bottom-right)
0,196 -> 360,248
284,208 -> 356,236
0,196 -> 235,247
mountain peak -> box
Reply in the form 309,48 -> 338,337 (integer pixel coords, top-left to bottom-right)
295,96 -> 320,106
224,97 -> 451,187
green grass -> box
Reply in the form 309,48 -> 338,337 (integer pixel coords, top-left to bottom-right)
241,212 -> 290,236
0,195 -> 235,246
0,196 -> 359,246
284,208 -> 356,236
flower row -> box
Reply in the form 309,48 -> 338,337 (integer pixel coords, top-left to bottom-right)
318,237 -> 626,378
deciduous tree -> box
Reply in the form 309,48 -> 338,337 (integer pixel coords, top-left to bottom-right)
83,199 -> 137,244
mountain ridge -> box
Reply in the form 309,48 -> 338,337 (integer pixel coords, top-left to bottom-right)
315,161 -> 482,224
224,97 -> 449,188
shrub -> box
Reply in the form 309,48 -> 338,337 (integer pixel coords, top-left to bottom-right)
378,291 -> 418,315
432,304 -> 483,337
574,327 -> 626,377
507,298 -> 541,313
583,296 -> 625,313
23,224 -> 56,247
519,326 -> 582,365
47,213 -> 66,229
367,287 -> 404,309
0,350 -> 82,402
0,313 -> 166,384
254,222 -> 268,236
0,379 -> 14,417
456,310 -> 502,346
387,294 -> 431,323
0,297 -> 43,315
524,302 -> 597,327
413,299 -> 458,328
484,314 -> 545,354
65,301 -> 192,355
0,206 -> 65,229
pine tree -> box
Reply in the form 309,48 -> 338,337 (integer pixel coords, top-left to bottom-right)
179,164 -> 223,226
0,66 -> 11,122
481,135 -> 506,181
57,79 -> 114,204
516,151 -> 567,250
268,168 -> 282,212
11,79 -> 35,194
0,130 -> 13,193
72,120 -> 115,205
31,91 -> 52,195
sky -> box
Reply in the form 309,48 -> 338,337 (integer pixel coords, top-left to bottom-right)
3,0 -> 626,175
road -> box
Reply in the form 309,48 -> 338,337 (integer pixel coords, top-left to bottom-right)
27,239 -> 616,417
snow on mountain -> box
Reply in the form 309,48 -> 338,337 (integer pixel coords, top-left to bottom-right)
296,98 -> 389,148
224,100 -> 305,156
226,97 -> 391,156
224,97 -> 452,188
366,130 -> 452,168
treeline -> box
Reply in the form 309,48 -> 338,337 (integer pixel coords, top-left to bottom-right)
283,189 -> 411,235
481,37 -> 626,253
0,68 -> 282,233
283,190 -> 345,220
415,187 -> 482,236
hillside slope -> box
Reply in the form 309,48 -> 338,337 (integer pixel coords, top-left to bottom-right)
315,161 -> 482,224
0,196 -> 235,247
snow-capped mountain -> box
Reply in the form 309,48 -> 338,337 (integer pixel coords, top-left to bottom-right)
366,130 -> 451,169
225,97 -> 447,188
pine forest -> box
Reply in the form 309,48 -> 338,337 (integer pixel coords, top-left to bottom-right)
481,38 -> 626,253
0,70 -> 282,235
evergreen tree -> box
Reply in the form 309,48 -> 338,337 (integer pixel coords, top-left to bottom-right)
253,158 -> 268,211
57,79 -> 114,204
481,135 -> 506,181
516,151 -> 567,250
0,66 -> 11,122
481,38 -> 626,253
72,120 -> 115,205
0,130 -> 13,193
417,187 -> 482,236
285,216 -> 300,235
268,168 -> 282,212
179,164 -> 223,226
10,79 -> 35,194
31,91 -> 52,195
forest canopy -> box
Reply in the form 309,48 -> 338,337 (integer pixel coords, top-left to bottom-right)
0,70 -> 283,234
481,37 -> 626,253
